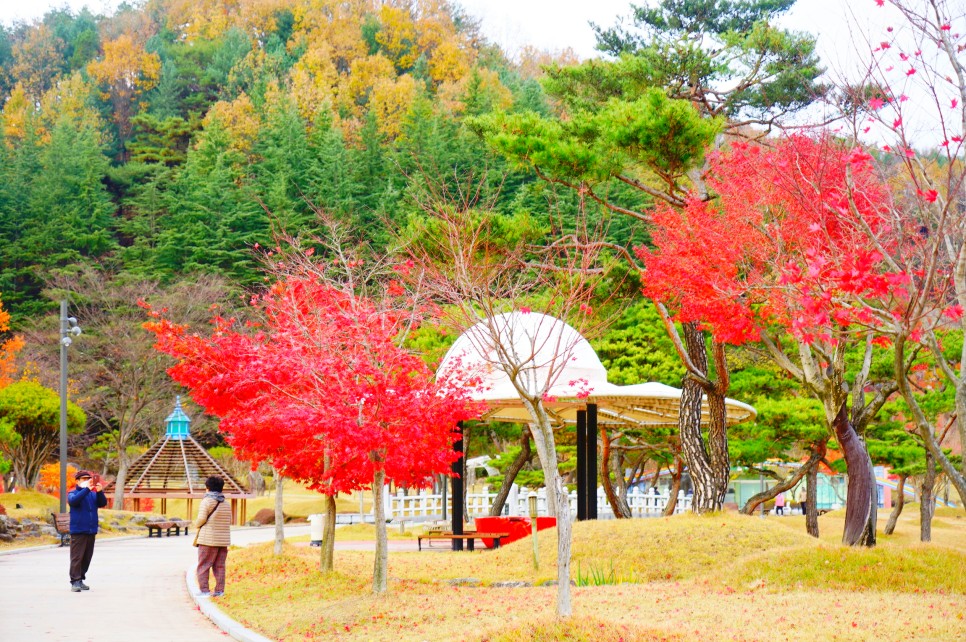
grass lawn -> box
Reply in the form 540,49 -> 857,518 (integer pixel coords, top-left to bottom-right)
216,507 -> 966,642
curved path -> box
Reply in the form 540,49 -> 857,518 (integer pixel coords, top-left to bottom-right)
0,525 -> 316,642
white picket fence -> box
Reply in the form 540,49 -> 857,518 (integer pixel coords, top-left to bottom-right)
384,483 -> 691,522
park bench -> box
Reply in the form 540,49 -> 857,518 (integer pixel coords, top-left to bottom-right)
145,519 -> 190,538
417,531 -> 510,552
50,512 -> 70,547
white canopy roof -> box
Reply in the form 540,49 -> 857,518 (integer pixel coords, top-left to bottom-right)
438,311 -> 756,428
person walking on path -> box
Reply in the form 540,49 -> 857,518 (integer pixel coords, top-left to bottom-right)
774,491 -> 786,516
68,470 -> 107,592
193,475 -> 231,597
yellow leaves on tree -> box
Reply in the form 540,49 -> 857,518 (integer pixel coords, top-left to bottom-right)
87,34 -> 162,140
370,74 -> 418,140
0,296 -> 24,389
10,24 -> 65,100
289,42 -> 340,120
377,3 -> 419,71
153,0 -> 289,42
203,93 -> 261,155
343,54 -> 397,108
415,0 -> 474,84
1,85 -> 32,143
87,34 -> 161,95
291,0 -> 369,72
38,73 -> 106,144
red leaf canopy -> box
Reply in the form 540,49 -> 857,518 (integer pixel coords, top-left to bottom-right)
145,275 -> 480,495
639,134 -> 908,345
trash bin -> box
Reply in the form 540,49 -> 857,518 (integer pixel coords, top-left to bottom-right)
308,514 -> 324,546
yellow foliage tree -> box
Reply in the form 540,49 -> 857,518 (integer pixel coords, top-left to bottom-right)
10,24 -> 64,100
290,0 -> 370,73
87,34 -> 162,142
38,73 -> 106,145
1,85 -> 32,143
202,93 -> 261,154
370,74 -> 418,139
342,53 -> 396,109
377,3 -> 418,71
289,42 -> 340,120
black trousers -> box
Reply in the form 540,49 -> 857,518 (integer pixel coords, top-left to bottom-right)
69,533 -> 96,583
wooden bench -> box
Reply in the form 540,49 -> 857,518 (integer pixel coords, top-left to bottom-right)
51,512 -> 70,547
417,531 -> 510,552
146,520 -> 190,537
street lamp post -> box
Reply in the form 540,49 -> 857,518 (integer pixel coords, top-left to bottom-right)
59,300 -> 81,513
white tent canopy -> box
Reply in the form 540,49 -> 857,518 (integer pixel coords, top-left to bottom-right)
438,311 -> 756,427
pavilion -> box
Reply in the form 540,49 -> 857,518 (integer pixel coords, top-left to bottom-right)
437,312 -> 756,531
103,398 -> 253,524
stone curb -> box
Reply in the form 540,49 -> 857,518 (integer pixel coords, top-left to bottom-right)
185,566 -> 274,642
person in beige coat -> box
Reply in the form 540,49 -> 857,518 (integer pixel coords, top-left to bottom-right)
194,475 -> 232,597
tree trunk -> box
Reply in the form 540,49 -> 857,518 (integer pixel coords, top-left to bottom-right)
372,460 -> 388,594
680,323 -> 721,512
320,494 -> 336,572
705,379 -> 731,508
805,460 -> 819,538
112,458 -> 129,509
662,456 -> 683,516
600,427 -> 631,518
520,397 -> 571,617
741,446 -> 823,515
834,404 -> 876,547
920,449 -> 936,543
273,468 -> 285,555
884,474 -> 906,536
552,474 -> 573,617
488,428 -> 531,516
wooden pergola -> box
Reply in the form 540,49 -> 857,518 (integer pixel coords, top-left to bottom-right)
104,398 -> 252,524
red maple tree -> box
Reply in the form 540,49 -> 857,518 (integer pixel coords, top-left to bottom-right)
639,134 -> 905,545
145,271 -> 479,591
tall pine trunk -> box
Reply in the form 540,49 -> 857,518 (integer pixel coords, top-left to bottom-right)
833,405 -> 876,547
680,322 -> 723,512
884,474 -> 906,536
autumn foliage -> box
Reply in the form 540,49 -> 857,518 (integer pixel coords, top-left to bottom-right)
639,135 -> 909,345
144,272 -> 480,496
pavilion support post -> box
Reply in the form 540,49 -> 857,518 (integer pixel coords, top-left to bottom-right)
134,498 -> 140,512
451,421 -> 464,551
161,498 -> 167,515
576,410 -> 587,521
231,498 -> 238,525
587,404 -> 598,520
187,498 -> 194,522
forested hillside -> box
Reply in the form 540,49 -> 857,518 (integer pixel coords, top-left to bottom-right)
0,0 -> 609,321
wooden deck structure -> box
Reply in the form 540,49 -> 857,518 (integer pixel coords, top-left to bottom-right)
103,398 -> 252,524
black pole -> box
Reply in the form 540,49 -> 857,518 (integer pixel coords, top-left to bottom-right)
451,421 -> 464,550
576,410 -> 586,521
587,403 -> 598,520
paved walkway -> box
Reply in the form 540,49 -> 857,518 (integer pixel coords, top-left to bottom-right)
0,524 -> 330,642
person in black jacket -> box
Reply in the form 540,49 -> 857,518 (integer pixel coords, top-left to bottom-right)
67,470 -> 107,592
